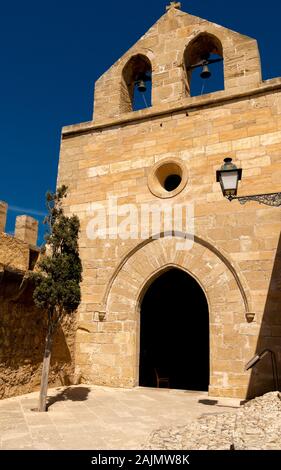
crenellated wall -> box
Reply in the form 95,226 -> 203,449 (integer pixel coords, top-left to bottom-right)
0,201 -> 39,271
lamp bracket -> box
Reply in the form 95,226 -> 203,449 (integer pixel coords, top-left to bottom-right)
230,192 -> 281,207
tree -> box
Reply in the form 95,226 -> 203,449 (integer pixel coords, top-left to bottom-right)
33,185 -> 82,412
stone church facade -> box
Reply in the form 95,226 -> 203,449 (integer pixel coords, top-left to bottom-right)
57,5 -> 281,399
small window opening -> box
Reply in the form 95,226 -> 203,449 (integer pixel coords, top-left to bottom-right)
29,248 -> 40,270
164,174 -> 182,192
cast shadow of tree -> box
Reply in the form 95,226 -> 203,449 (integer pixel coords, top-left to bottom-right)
47,386 -> 91,410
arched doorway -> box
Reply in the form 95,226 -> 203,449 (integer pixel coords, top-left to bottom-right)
139,268 -> 209,391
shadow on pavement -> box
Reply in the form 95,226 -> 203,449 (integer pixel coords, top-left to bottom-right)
198,399 -> 218,406
47,386 -> 91,410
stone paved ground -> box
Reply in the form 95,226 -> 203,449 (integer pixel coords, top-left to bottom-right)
0,385 -> 240,450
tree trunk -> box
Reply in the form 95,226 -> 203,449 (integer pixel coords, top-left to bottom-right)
38,327 -> 53,412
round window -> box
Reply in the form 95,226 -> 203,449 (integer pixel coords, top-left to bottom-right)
148,159 -> 188,198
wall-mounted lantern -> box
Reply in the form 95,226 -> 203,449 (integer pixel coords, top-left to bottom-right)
216,158 -> 281,207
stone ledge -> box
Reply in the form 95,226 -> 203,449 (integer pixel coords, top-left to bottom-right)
62,78 -> 281,138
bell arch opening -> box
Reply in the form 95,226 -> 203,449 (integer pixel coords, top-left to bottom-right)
121,54 -> 152,113
138,267 -> 209,391
184,33 -> 224,97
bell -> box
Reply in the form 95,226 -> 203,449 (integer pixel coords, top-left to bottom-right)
136,79 -> 147,93
200,64 -> 211,79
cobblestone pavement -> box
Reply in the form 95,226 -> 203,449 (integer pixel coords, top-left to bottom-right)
0,385 -> 240,450
145,392 -> 281,450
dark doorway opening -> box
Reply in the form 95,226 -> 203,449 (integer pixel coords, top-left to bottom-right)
139,268 -> 209,391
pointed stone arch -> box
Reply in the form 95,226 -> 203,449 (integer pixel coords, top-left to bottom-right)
102,234 -> 252,397
103,232 -> 250,314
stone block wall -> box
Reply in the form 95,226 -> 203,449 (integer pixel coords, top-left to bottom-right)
0,287 -> 75,400
0,205 -> 76,399
59,86 -> 281,399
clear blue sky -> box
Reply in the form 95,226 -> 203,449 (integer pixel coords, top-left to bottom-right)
1,0 -> 280,244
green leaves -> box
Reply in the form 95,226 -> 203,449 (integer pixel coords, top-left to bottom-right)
33,186 -> 82,320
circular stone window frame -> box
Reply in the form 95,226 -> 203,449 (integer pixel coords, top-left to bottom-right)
147,158 -> 188,199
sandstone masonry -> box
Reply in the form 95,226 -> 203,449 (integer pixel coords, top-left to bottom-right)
0,203 -> 75,399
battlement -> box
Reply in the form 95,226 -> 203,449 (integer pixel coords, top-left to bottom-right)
0,200 -> 38,245
0,200 -> 40,272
